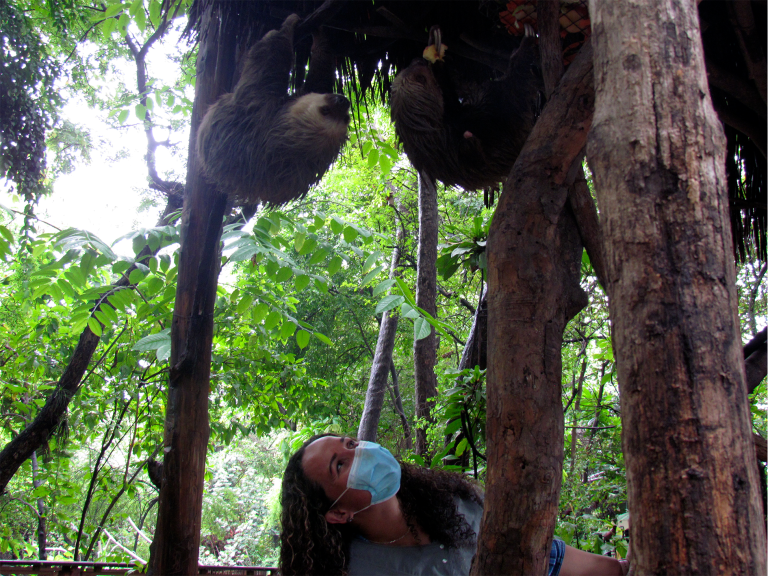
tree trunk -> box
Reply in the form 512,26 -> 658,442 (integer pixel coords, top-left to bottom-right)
414,171 -> 439,456
357,313 -> 400,441
388,361 -> 412,448
587,1 -> 767,573
568,355 -> 586,475
358,196 -> 404,442
148,4 -> 240,574
458,284 -> 487,371
471,41 -> 594,576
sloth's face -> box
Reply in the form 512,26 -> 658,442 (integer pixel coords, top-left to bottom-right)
284,93 -> 350,149
290,93 -> 349,124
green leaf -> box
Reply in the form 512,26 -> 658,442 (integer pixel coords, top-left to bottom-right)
363,251 -> 381,274
401,303 -> 419,319
236,294 -> 254,314
455,438 -> 469,457
87,317 -> 103,337
296,330 -> 310,350
264,311 -> 282,331
373,278 -> 395,296
361,265 -> 384,286
101,304 -> 119,324
367,148 -> 379,168
252,302 -> 269,324
308,247 -> 330,266
381,142 -> 398,159
294,232 -> 306,252
133,329 -> 171,351
129,0 -> 142,16
298,237 -> 317,256
444,419 -> 462,435
135,8 -> 146,31
394,277 -> 415,302
343,226 -> 359,243
129,269 -> 146,284
294,274 -> 311,292
327,255 -> 343,275
156,342 -> 171,362
314,332 -> 332,346
93,310 -> 110,326
117,109 -> 129,124
135,103 -> 147,121
149,0 -> 161,26
57,278 -> 75,298
280,322 -> 297,340
414,317 -> 432,341
379,154 -> 392,174
330,217 -> 344,235
229,245 -> 261,262
264,259 -> 280,278
410,454 -> 426,466
276,266 -> 293,282
104,3 -> 125,18
101,16 -> 118,34
375,295 -> 404,315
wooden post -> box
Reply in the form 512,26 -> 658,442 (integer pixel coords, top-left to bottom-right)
588,0 -> 767,573
471,42 -> 594,576
148,4 -> 240,574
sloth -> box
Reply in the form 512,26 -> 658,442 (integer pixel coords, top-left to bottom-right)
196,14 -> 350,206
390,29 -> 543,191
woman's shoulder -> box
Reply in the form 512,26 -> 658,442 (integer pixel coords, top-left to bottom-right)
454,494 -> 483,535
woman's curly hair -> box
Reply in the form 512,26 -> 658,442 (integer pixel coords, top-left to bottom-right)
279,433 -> 484,576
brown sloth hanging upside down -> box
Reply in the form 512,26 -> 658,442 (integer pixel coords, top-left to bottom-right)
390,26 -> 543,191
196,14 -> 350,206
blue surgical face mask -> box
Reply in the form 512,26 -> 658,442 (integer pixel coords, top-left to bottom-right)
329,441 -> 401,517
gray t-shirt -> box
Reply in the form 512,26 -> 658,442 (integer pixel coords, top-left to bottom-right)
346,498 -> 565,576
347,497 -> 482,576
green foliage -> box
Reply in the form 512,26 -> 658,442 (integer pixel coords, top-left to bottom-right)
198,436 -> 283,566
436,214 -> 490,281
1,8 -> 765,568
0,0 -> 61,201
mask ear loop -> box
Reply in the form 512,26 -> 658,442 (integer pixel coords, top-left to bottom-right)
328,486 -> 374,523
328,486 -> 349,513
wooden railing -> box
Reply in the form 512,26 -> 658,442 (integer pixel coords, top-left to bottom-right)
0,560 -> 279,575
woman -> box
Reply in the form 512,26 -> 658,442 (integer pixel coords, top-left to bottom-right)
280,434 -> 629,575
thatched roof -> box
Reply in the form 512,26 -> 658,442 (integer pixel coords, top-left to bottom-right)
186,0 -> 765,261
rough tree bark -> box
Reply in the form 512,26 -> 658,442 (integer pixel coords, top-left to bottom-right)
414,171 -> 439,456
539,0 -> 607,291
388,361 -> 413,448
147,4 -> 239,574
358,193 -> 404,442
588,0 -> 767,573
471,41 -> 594,576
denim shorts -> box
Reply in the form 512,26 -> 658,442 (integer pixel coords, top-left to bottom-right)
549,536 -> 566,576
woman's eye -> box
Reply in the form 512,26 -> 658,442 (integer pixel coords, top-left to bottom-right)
336,460 -> 343,473
346,439 -> 356,448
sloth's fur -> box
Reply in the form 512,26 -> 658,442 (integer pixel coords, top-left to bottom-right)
390,36 -> 542,190
196,15 -> 350,205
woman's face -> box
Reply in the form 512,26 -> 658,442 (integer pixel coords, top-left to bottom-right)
302,435 -> 372,516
